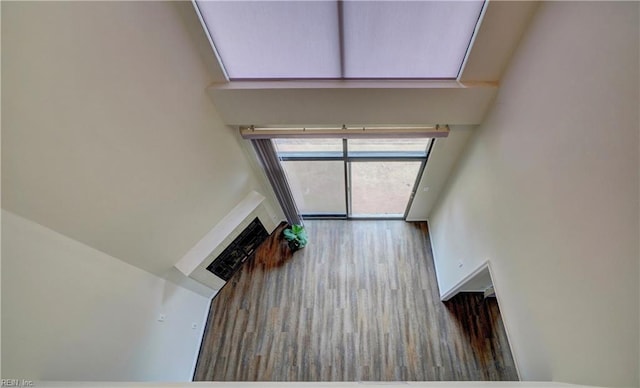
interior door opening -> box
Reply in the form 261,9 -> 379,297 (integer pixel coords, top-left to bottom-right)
275,138 -> 432,220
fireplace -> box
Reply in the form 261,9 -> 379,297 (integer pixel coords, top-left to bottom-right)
174,190 -> 279,294
205,217 -> 268,281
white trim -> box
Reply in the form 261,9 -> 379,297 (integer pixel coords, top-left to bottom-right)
211,79 -> 496,90
439,260 -> 490,301
190,0 -> 230,82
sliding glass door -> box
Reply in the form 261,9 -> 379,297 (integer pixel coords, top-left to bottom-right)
280,160 -> 346,216
274,138 -> 432,219
275,139 -> 347,217
350,161 -> 423,217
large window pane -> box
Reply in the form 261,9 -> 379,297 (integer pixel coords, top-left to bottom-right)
274,138 -> 343,154
347,138 -> 431,155
281,160 -> 345,215
351,161 -> 422,216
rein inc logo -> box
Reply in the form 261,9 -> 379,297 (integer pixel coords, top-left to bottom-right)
1,380 -> 34,387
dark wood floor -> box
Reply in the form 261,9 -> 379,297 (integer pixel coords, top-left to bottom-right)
194,220 -> 518,381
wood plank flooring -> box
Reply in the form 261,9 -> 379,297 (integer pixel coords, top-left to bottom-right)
193,220 -> 518,381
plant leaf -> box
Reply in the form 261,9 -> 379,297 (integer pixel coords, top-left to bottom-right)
283,228 -> 296,241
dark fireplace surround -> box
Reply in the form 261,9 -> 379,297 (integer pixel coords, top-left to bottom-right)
205,217 -> 268,281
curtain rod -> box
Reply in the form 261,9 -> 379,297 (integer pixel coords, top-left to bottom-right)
240,125 -> 449,139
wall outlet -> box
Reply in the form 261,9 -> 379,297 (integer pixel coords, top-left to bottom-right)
158,314 -> 166,322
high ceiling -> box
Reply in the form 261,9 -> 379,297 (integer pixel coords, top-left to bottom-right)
187,1 -> 539,126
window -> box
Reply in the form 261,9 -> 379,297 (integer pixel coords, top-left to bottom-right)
274,138 -> 433,218
195,1 -> 485,80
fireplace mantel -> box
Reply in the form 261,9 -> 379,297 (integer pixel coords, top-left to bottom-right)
174,190 -> 279,292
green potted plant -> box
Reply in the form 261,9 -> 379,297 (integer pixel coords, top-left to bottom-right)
283,224 -> 308,252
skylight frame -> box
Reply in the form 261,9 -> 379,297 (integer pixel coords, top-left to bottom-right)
194,0 -> 486,81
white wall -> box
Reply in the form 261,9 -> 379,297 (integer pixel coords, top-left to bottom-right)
429,2 -> 639,387
1,1 -> 281,290
2,210 -> 210,381
407,125 -> 475,221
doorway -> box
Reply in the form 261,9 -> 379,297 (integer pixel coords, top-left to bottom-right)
274,138 -> 432,219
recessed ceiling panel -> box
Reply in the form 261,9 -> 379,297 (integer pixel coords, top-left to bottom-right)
342,1 -> 484,79
196,0 -> 484,80
196,1 -> 341,79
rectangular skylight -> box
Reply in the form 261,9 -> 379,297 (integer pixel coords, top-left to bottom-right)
195,1 -> 484,80
196,1 -> 341,79
342,1 -> 484,79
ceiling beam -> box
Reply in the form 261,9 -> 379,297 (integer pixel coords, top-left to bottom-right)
207,80 -> 497,126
